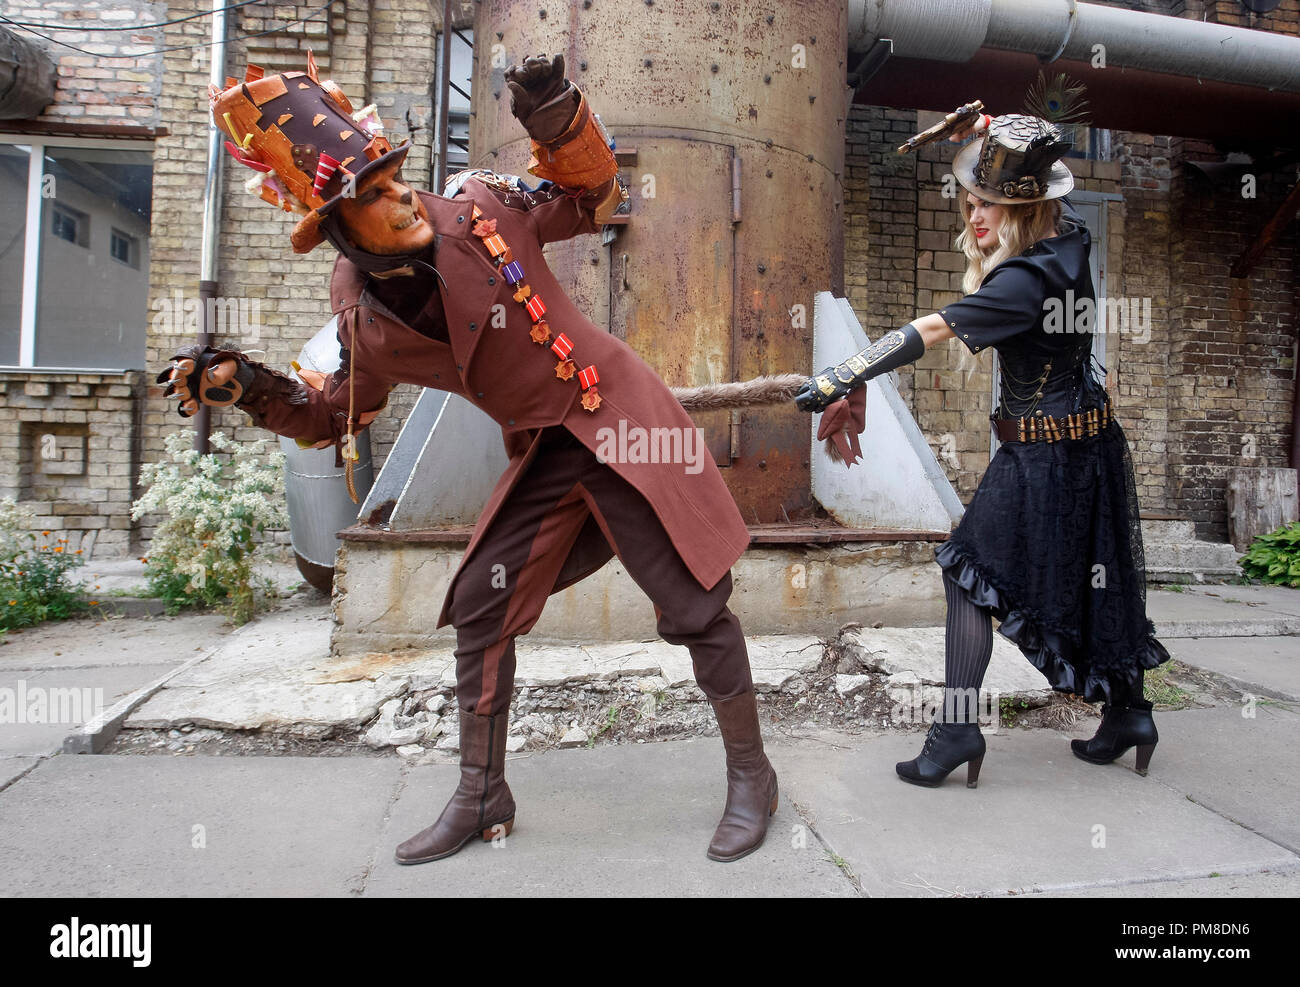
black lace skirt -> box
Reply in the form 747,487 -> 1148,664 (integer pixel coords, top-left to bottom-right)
935,419 -> 1170,703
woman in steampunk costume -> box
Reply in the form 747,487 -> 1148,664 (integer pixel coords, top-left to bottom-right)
796,108 -> 1170,787
159,54 -> 779,863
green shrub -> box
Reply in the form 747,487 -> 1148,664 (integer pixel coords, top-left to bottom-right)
1239,521 -> 1300,588
0,499 -> 87,631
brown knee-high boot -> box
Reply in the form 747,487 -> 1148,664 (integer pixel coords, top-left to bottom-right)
706,690 -> 779,862
394,709 -> 515,864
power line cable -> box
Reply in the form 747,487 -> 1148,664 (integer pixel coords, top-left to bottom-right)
0,0 -> 341,60
0,0 -> 265,32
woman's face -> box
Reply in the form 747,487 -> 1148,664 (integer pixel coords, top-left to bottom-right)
966,193 -> 1005,251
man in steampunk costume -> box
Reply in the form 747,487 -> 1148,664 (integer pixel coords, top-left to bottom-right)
159,53 -> 779,863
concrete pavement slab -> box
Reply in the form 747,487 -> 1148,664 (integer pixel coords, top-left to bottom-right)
365,737 -> 856,898
1147,585 -> 1300,637
776,725 -> 1299,897
0,754 -> 401,896
1113,704 -> 1300,854
0,613 -> 231,670
1165,637 -> 1300,701
844,626 -> 1052,702
0,757 -> 38,790
1039,866 -> 1300,897
125,606 -> 408,737
1181,584 -> 1300,617
0,664 -> 176,756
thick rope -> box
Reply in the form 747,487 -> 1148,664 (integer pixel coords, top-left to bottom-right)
669,373 -> 806,411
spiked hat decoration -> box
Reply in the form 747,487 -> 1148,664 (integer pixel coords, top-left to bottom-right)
210,50 -> 411,253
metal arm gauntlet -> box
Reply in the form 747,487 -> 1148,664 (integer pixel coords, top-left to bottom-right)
794,323 -> 926,412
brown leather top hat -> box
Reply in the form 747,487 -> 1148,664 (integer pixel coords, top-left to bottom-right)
210,51 -> 410,253
953,113 -> 1074,205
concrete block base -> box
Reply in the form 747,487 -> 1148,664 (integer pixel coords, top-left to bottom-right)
331,538 -> 947,656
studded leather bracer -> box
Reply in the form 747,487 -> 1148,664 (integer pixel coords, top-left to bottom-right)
527,89 -> 620,191
794,323 -> 926,413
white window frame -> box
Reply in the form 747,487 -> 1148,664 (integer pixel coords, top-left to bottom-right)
0,134 -> 154,372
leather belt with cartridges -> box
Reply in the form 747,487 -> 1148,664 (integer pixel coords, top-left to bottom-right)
990,400 -> 1112,444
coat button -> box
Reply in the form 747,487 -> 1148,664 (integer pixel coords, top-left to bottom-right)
457,215 -> 465,223
457,364 -> 463,371
477,391 -> 484,398
468,322 -> 477,331
488,276 -> 495,285
507,418 -> 515,426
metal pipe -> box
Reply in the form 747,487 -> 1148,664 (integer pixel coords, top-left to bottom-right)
848,0 -> 1300,94
432,0 -> 453,193
195,0 -> 228,455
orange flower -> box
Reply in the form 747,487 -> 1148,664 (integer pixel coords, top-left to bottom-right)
90,601 -> 99,606
7,601 -> 15,606
41,530 -> 50,536
53,546 -> 63,553
75,549 -> 83,555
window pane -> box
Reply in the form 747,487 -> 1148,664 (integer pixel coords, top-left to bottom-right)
0,144 -> 30,365
35,146 -> 152,369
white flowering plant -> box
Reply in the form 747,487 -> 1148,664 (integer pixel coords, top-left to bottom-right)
132,430 -> 288,625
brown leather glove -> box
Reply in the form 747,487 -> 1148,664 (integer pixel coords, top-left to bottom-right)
157,345 -> 253,418
816,388 -> 867,467
505,54 -> 578,142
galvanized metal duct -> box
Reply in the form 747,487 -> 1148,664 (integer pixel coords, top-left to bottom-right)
848,0 -> 1300,94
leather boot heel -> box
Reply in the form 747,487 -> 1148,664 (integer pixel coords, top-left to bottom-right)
481,817 -> 514,841
769,787 -> 779,816
966,752 -> 985,789
1135,743 -> 1156,776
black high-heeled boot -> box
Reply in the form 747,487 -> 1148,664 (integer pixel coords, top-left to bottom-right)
896,721 -> 987,788
1071,701 -> 1158,775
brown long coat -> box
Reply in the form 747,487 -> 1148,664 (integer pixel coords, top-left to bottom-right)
256,177 -> 751,626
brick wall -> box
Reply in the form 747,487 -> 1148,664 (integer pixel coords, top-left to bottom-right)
0,373 -> 145,555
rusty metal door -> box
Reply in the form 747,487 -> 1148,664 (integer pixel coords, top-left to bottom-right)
609,138 -> 736,473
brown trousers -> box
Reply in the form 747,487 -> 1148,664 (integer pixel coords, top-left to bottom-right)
445,427 -> 753,715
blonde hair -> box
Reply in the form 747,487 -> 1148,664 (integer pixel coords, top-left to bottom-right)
957,196 -> 1062,295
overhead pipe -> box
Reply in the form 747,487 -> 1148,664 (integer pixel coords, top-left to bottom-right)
848,0 -> 1300,94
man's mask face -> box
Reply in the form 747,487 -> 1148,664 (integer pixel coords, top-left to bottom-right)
334,160 -> 434,255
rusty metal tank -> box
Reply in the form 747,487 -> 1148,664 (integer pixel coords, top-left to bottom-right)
471,0 -> 847,521
279,318 -> 374,593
